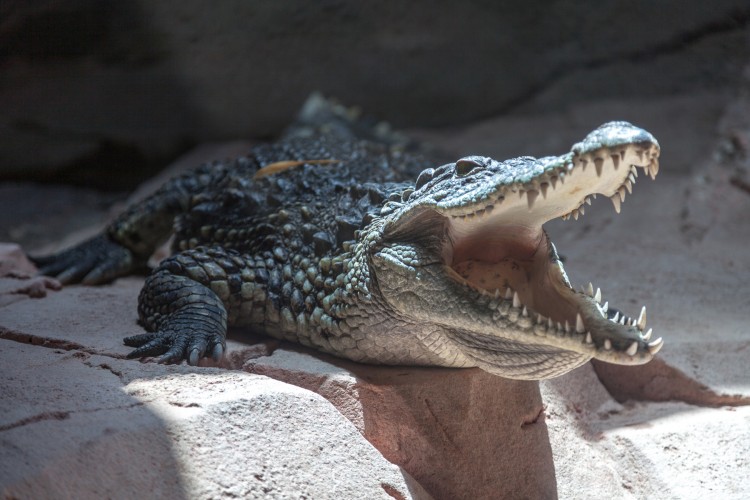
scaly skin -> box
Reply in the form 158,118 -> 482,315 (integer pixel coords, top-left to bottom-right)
33,99 -> 663,380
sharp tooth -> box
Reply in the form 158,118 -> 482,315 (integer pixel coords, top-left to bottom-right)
602,301 -> 609,313
595,159 -> 604,177
527,190 -> 539,209
536,313 -> 544,324
513,292 -> 521,308
631,165 -> 638,178
643,328 -> 653,341
576,313 -> 585,333
586,282 -> 594,296
604,339 -> 612,350
611,195 -> 621,213
585,197 -> 592,205
572,209 -> 579,221
647,337 -> 664,355
592,193 -> 597,200
494,288 -> 501,299
579,206 -> 585,216
619,316 -> 626,325
628,172 -> 636,184
548,318 -> 554,329
618,186 -> 627,202
637,306 -> 647,330
564,320 -> 570,333
505,288 -> 513,300
540,183 -> 548,198
649,160 -> 660,179
522,306 -> 529,317
626,342 -> 638,356
550,176 -> 558,189
585,332 -> 593,344
611,154 -> 620,170
625,180 -> 633,194
580,158 -> 588,171
557,322 -> 563,332
594,288 -> 602,303
612,311 -> 620,322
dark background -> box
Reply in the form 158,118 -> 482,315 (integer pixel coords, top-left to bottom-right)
1,1 -> 749,189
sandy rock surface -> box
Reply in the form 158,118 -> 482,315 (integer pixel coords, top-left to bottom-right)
0,339 -> 429,499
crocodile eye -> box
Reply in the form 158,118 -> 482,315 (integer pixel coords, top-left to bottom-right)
455,157 -> 484,177
415,168 -> 435,190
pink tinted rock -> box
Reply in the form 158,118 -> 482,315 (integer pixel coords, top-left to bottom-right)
0,243 -> 37,276
543,363 -> 750,499
0,243 -> 61,301
244,349 -> 557,500
0,276 -> 144,357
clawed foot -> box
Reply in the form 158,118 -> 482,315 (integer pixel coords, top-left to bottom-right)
124,329 -> 225,365
31,234 -> 141,285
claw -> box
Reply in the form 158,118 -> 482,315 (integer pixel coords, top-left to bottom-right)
123,332 -> 156,348
211,343 -> 225,361
158,351 -> 183,364
189,348 -> 201,366
127,336 -> 169,359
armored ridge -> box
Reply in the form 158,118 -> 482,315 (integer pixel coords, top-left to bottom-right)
33,100 -> 663,380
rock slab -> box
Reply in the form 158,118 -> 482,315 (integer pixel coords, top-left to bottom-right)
0,273 -> 553,499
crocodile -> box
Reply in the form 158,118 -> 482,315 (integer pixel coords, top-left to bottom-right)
32,97 -> 663,380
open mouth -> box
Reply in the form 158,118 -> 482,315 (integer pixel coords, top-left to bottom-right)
440,126 -> 664,364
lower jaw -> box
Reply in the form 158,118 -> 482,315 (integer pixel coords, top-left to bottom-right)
451,238 -> 581,329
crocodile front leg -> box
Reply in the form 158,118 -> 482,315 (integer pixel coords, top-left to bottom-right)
126,245 -> 270,364
127,270 -> 228,364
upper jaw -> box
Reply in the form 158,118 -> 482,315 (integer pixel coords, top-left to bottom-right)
431,122 -> 660,226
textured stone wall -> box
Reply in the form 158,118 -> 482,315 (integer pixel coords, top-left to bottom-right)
1,1 -> 749,186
